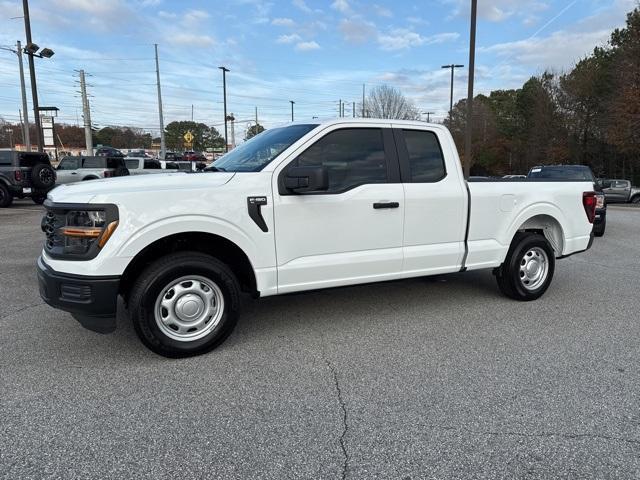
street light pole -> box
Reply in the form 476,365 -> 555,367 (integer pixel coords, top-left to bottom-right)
22,0 -> 42,152
154,44 -> 166,159
219,66 -> 230,152
464,0 -> 478,179
290,100 -> 295,121
441,63 -> 464,121
16,41 -> 30,151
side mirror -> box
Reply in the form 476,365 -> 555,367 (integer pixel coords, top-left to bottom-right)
284,166 -> 329,193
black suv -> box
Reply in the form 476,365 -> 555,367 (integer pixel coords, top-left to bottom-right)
95,146 -> 125,157
0,150 -> 57,207
527,164 -> 606,237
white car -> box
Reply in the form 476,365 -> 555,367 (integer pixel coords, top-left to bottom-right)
55,156 -> 130,184
124,158 -> 176,175
37,119 -> 596,357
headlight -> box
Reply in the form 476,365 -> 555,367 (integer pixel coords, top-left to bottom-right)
42,203 -> 118,259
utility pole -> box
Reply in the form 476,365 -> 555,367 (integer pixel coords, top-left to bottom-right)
191,104 -> 194,122
422,111 -> 435,122
16,41 -> 30,151
464,0 -> 478,179
22,0 -> 42,151
79,70 -> 93,155
255,106 -> 258,126
362,84 -> 365,117
338,99 -> 341,117
154,44 -> 166,159
441,63 -> 464,121
219,66 -> 230,152
352,101 -> 355,118
290,100 -> 295,121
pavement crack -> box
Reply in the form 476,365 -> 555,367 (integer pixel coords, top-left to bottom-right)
0,302 -> 45,321
423,424 -> 640,447
318,333 -> 350,480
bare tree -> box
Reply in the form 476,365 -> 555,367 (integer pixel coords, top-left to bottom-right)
363,85 -> 420,120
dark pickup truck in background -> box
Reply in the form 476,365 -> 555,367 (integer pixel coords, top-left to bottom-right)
599,179 -> 640,204
528,165 -> 607,237
0,150 -> 57,207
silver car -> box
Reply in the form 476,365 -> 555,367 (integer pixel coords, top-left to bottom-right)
55,156 -> 129,184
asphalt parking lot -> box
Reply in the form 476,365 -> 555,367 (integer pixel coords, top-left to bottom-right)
1,201 -> 640,479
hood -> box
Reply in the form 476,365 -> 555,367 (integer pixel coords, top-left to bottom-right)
48,172 -> 236,204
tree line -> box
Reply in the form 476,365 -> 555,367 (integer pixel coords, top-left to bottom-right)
448,7 -> 640,182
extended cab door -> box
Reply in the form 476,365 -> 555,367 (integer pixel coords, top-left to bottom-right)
55,157 -> 80,184
393,126 -> 467,275
272,125 -> 404,293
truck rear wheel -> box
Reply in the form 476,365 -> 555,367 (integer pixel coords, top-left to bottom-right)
129,252 -> 241,358
495,232 -> 555,301
0,183 -> 12,207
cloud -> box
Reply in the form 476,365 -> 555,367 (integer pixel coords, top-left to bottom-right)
447,0 -> 549,23
276,33 -> 302,44
292,0 -> 313,13
331,0 -> 351,14
377,29 -> 459,51
272,17 -> 295,26
51,0 -> 128,15
373,4 -> 392,17
295,40 -> 320,51
481,28 -> 612,69
339,19 -> 377,44
169,33 -> 215,47
183,9 -> 210,24
158,10 -> 176,19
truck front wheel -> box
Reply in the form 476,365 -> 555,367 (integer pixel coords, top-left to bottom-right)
129,252 -> 241,357
495,232 -> 555,301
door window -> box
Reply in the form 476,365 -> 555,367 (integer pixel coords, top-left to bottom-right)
292,128 -> 388,193
403,130 -> 446,182
0,151 -> 12,166
58,157 -> 79,170
82,157 -> 105,168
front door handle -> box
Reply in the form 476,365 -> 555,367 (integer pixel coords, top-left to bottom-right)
373,202 -> 399,209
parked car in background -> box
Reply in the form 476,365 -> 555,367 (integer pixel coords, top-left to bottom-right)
159,160 -> 193,172
0,150 -> 57,207
125,158 -> 181,175
162,152 -> 183,161
600,179 -> 640,204
95,146 -> 125,157
125,150 -> 154,159
183,151 -> 206,162
527,164 -> 606,237
55,156 -> 130,184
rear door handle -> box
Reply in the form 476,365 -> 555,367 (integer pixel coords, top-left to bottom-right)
373,202 -> 399,209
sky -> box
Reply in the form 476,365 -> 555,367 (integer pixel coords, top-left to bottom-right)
0,0 -> 636,140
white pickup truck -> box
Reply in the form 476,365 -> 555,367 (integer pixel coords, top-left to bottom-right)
37,119 -> 596,357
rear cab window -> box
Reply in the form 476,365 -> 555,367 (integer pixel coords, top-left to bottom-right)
82,157 -> 106,169
125,159 -> 139,169
0,151 -> 12,166
402,130 -> 446,182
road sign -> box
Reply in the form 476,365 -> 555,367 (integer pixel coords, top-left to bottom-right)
183,131 -> 194,143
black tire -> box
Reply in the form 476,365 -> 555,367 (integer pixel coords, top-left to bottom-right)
631,196 -> 640,204
495,232 -> 555,301
129,252 -> 241,358
31,193 -> 47,205
31,164 -> 56,189
114,166 -> 129,177
0,182 -> 13,208
594,219 -> 606,237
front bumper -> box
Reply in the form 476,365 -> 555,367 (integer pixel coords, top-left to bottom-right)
37,256 -> 120,333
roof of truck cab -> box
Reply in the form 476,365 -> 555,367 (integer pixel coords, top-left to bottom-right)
284,118 -> 444,129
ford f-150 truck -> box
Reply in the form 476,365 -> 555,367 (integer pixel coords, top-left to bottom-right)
37,119 -> 596,357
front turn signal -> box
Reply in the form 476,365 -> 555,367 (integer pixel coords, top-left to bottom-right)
98,221 -> 119,248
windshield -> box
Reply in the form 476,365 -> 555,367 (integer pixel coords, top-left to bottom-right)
211,124 -> 318,172
528,166 -> 595,181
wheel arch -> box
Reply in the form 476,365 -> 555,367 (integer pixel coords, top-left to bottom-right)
119,231 -> 258,302
512,213 -> 565,257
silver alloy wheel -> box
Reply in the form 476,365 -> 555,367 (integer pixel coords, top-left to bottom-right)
154,275 -> 224,342
518,247 -> 549,291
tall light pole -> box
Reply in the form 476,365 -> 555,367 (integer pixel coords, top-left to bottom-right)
464,0 -> 478,178
441,63 -> 464,121
290,100 -> 295,121
22,0 -> 43,151
0,42 -> 30,151
219,66 -> 230,152
154,44 -> 166,159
